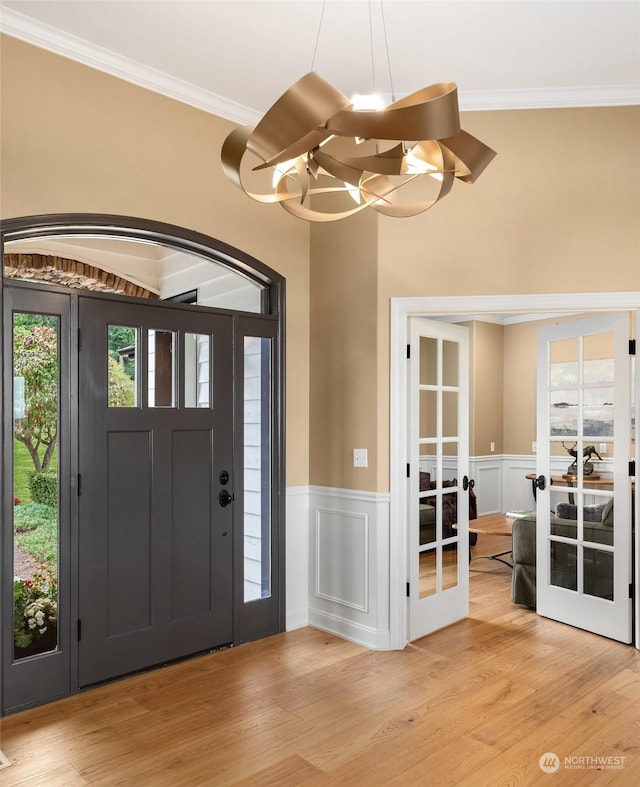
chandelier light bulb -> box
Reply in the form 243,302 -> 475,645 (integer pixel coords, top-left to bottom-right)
351,93 -> 386,111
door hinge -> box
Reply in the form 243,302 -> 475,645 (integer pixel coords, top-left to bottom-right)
406,463 -> 410,478
630,460 -> 636,477
78,327 -> 82,351
406,344 -> 411,359
77,619 -> 82,642
629,339 -> 636,355
406,582 -> 410,597
630,584 -> 633,599
77,473 -> 82,496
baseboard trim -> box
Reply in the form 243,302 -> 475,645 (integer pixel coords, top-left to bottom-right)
308,608 -> 391,651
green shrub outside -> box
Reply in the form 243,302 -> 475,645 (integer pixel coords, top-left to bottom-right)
28,471 -> 58,506
13,439 -> 58,503
14,502 -> 57,533
17,516 -> 58,564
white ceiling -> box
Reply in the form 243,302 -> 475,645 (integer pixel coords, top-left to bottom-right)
1,1 -> 639,124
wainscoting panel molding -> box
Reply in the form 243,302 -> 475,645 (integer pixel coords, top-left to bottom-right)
285,486 -> 310,632
316,508 -> 368,611
471,458 -> 503,515
308,487 -> 391,650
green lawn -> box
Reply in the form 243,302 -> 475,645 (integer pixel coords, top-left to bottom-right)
13,439 -> 58,503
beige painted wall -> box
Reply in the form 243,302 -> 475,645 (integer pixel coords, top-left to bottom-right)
309,210 -> 379,489
0,36 -> 311,487
469,320 -> 504,457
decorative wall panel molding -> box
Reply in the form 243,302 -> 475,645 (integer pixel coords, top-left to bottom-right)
285,486 -> 310,632
308,487 -> 391,651
315,508 -> 368,612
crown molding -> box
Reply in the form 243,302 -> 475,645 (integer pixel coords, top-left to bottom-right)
2,7 -> 638,122
0,8 -> 262,126
459,84 -> 640,112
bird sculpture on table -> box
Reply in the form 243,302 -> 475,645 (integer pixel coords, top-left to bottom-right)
562,442 -> 603,476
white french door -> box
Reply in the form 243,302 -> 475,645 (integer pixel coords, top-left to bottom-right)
408,318 -> 470,641
536,313 -> 634,643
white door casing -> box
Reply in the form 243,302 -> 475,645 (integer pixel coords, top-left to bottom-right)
536,313 -> 633,643
390,294 -> 640,652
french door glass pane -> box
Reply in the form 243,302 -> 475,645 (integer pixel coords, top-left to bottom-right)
108,325 -> 137,407
13,313 -> 59,659
419,390 -> 437,440
419,336 -> 437,385
243,336 -> 272,602
550,541 -> 577,591
442,544 -> 459,591
583,547 -> 613,600
442,340 -> 458,387
419,548 -> 437,599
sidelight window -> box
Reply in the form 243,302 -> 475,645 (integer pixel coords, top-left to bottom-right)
12,313 -> 60,659
243,336 -> 272,601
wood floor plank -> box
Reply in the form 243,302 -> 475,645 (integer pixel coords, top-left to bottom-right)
232,755 -> 323,786
1,561 -> 638,785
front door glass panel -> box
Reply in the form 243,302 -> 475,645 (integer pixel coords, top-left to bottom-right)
148,329 -> 176,407
12,312 -> 60,660
108,325 -> 138,407
185,333 -> 210,408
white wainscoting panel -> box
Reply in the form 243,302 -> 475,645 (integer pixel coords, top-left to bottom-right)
503,456 -> 538,513
471,458 -> 502,515
316,509 -> 368,611
285,486 -> 310,631
308,487 -> 391,650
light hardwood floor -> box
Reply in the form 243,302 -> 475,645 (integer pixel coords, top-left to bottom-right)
1,534 -> 639,786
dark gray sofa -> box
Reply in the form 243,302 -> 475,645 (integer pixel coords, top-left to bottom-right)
511,499 -> 614,609
419,472 -> 477,546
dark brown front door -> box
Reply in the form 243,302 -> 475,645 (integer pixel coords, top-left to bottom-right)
78,296 -> 234,686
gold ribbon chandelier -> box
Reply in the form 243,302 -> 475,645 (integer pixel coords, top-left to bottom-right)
222,15 -> 496,222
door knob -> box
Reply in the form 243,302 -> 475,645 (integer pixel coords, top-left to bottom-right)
219,489 -> 234,507
462,476 -> 475,491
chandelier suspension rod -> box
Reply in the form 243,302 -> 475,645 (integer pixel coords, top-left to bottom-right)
368,0 -> 377,94
310,0 -> 327,73
380,0 -> 396,101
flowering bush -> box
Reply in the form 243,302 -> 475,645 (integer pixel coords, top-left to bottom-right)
14,565 -> 58,650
